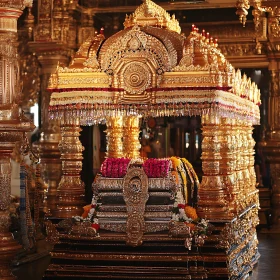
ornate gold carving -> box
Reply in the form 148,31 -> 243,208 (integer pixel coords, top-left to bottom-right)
34,0 -> 52,41
268,6 -> 280,38
99,25 -> 171,80
34,0 -> 74,44
0,1 -> 32,10
236,0 -> 250,26
198,115 -> 259,220
123,116 -> 141,159
52,124 -> 85,218
70,220 -> 97,237
123,0 -> 181,34
219,43 -> 260,56
122,62 -> 151,95
18,10 -> 40,107
47,4 -> 260,127
105,117 -> 124,158
0,158 -> 11,212
0,2 -> 35,278
48,70 -> 110,89
99,221 -> 169,233
123,167 -> 149,246
169,220 -> 191,237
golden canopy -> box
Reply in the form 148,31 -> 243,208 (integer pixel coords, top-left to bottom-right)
48,0 -> 260,125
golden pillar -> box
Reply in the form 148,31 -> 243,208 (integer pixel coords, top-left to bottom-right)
52,121 -> 85,218
0,1 -> 34,278
123,116 -> 141,159
198,115 -> 258,220
29,0 -> 74,215
198,114 -> 230,220
106,117 -> 124,158
30,57 -> 66,216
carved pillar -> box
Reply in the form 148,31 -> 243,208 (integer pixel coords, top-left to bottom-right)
198,115 -> 257,220
52,122 -> 85,218
0,1 -> 34,278
123,116 -> 141,159
198,114 -> 231,220
30,55 -> 67,216
105,117 -> 124,158
29,0 -> 73,215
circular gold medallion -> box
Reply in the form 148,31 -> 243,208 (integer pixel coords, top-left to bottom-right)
122,61 -> 151,94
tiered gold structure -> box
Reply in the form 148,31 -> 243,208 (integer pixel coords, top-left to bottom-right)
44,1 -> 260,279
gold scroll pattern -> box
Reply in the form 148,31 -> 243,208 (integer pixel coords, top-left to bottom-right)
123,166 -> 149,247
198,114 -> 259,220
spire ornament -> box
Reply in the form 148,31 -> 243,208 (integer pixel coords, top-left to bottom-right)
124,0 -> 181,34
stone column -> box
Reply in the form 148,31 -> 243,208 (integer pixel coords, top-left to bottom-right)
0,1 -> 34,278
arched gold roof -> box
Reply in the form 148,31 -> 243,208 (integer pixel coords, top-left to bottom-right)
48,0 -> 260,125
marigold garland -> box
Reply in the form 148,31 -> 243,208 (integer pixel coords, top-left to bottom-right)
171,170 -> 179,185
184,205 -> 198,220
182,158 -> 199,184
181,158 -> 194,202
170,157 -> 188,203
170,156 -> 181,169
82,204 -> 92,219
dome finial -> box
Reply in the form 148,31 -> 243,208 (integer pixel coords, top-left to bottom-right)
123,0 -> 181,34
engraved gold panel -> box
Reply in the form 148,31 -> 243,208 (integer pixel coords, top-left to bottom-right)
123,167 -> 149,247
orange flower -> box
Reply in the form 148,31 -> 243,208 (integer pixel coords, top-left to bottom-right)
184,205 -> 198,220
185,222 -> 196,230
82,204 -> 92,219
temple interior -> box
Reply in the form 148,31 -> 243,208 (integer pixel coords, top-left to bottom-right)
1,0 -> 280,280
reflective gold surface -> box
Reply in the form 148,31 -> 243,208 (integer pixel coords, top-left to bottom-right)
123,166 -> 149,246
105,117 -> 124,158
43,1 -> 261,279
52,124 -> 85,218
198,115 -> 259,220
123,116 -> 141,159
